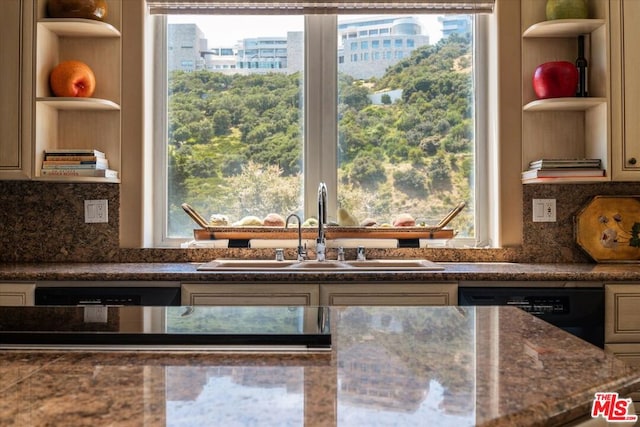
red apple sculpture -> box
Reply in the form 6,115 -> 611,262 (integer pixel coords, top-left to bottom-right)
49,60 -> 96,98
532,61 -> 579,99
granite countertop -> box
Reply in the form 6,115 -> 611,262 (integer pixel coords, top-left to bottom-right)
1,306 -> 638,426
3,261 -> 640,282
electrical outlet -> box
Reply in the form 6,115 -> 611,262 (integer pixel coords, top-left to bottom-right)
84,199 -> 108,223
532,199 -> 556,222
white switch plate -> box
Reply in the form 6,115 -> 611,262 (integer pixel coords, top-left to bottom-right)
532,199 -> 556,222
84,199 -> 108,223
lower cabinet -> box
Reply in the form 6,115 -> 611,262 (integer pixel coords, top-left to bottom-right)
181,282 -> 458,307
604,284 -> 640,405
181,283 -> 320,306
320,283 -> 458,306
0,283 -> 35,306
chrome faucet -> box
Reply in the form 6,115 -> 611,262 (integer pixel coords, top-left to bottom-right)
316,182 -> 327,261
285,213 -> 306,261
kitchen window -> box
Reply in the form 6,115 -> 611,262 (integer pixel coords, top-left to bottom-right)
147,1 -> 494,248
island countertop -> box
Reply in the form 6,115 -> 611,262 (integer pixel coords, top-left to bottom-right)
1,305 -> 638,426
3,261 -> 640,282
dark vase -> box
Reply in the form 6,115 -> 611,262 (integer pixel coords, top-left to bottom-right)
47,0 -> 108,21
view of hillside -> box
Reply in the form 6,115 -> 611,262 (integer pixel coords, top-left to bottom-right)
168,33 -> 474,237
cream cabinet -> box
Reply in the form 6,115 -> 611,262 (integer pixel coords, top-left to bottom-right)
0,283 -> 36,306
520,0 -> 610,183
610,0 -> 640,180
0,0 -> 33,180
32,0 -> 121,183
320,283 -> 457,306
605,284 -> 640,405
181,283 -> 320,306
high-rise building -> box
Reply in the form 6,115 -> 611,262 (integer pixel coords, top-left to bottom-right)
168,17 -> 433,78
236,34 -> 304,74
440,15 -> 472,38
337,16 -> 430,79
168,24 -> 208,72
168,23 -> 303,75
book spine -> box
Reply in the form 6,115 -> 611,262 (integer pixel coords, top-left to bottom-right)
43,160 -> 108,167
42,164 -> 108,170
44,155 -> 103,161
43,150 -> 106,158
41,169 -> 118,178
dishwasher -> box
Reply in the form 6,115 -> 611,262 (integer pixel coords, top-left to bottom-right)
458,283 -> 604,348
35,281 -> 181,306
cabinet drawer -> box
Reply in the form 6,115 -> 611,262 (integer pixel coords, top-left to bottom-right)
320,283 -> 457,306
605,284 -> 640,343
181,283 -> 319,306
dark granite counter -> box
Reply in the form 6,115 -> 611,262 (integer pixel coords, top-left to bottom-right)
0,306 -> 638,426
2,262 -> 640,283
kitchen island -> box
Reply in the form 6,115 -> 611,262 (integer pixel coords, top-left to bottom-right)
1,305 -> 638,426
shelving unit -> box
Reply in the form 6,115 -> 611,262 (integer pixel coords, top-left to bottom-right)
33,0 -> 121,183
520,1 -> 610,184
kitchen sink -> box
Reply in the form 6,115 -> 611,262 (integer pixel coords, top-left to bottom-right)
199,259 -> 299,270
344,259 -> 443,270
198,259 -> 443,271
288,261 -> 353,270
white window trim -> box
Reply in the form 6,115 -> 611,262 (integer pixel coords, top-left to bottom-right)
150,14 -> 490,248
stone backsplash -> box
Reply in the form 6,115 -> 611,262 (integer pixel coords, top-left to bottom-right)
1,181 -> 639,263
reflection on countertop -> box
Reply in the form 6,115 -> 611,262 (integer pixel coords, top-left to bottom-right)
0,306 -> 638,426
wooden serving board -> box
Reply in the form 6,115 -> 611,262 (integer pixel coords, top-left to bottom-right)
193,226 -> 455,241
575,196 -> 640,262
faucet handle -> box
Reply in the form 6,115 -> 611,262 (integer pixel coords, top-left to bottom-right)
297,243 -> 307,261
275,248 -> 285,261
356,246 -> 366,261
337,247 -> 345,262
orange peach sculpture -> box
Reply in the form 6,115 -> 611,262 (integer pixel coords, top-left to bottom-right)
49,60 -> 96,98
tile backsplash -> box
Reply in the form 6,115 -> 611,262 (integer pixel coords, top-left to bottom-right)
1,181 -> 639,263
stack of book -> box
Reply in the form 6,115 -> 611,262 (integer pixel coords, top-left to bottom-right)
522,159 -> 605,182
40,149 -> 118,179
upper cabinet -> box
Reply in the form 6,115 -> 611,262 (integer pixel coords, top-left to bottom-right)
521,0 -> 610,184
33,0 -> 121,182
0,0 -> 33,180
610,0 -> 640,180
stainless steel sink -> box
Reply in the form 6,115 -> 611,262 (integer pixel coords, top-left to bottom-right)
199,259 -> 299,270
198,258 -> 443,271
288,261 -> 353,270
344,259 -> 443,270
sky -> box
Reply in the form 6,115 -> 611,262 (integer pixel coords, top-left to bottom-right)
167,14 -> 444,47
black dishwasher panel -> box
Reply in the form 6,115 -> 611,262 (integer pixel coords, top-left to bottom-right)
35,287 -> 181,306
458,287 -> 604,348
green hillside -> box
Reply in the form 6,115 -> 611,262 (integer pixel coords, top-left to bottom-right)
168,33 -> 474,237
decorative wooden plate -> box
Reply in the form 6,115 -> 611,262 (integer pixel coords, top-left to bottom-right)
575,196 -> 640,262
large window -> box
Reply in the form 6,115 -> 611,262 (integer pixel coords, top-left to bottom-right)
150,5 -> 490,247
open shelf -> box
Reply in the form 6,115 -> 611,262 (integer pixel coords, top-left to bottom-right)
523,19 -> 605,38
523,97 -> 606,112
36,97 -> 120,110
522,175 -> 609,184
34,176 -> 120,184
38,18 -> 120,37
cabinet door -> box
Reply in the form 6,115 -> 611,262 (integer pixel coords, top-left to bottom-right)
181,283 -> 319,306
605,284 -> 640,343
611,0 -> 640,180
320,283 -> 457,306
0,0 -> 32,179
0,283 -> 35,306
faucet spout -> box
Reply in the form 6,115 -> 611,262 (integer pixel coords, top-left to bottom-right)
317,182 -> 327,261
286,213 -> 306,261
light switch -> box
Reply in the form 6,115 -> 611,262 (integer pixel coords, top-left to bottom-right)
532,199 -> 556,222
84,199 -> 108,223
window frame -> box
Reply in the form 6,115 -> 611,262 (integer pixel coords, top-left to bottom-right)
151,13 -> 489,248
